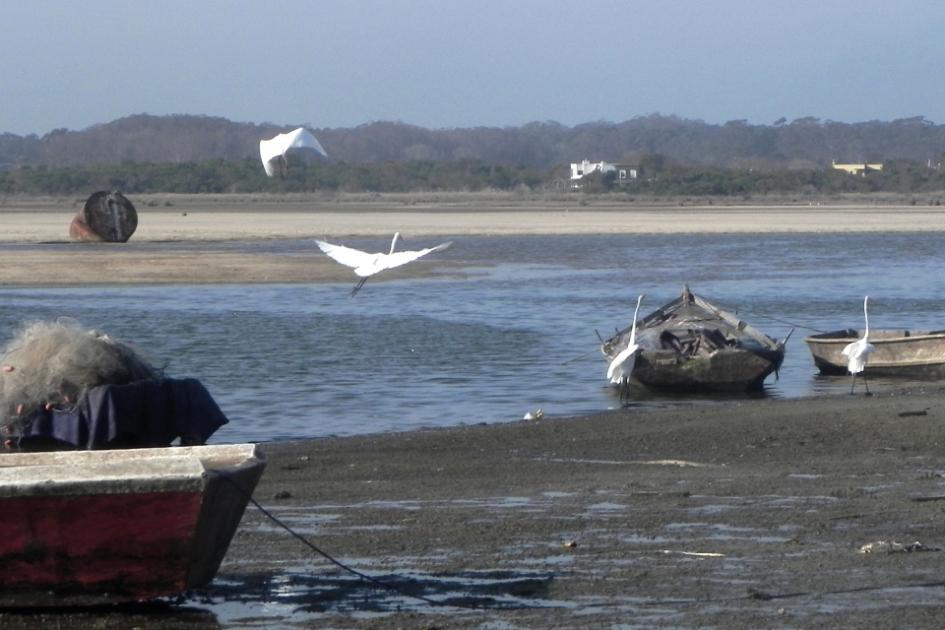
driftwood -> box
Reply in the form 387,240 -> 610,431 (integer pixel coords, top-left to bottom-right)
69,190 -> 138,242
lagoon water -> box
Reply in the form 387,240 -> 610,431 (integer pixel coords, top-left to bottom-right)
1,231 -> 944,444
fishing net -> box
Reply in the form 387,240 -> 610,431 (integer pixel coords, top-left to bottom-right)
0,319 -> 161,430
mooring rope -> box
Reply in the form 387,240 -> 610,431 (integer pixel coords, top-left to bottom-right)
217,472 -> 491,610
734,309 -> 826,333
704,301 -> 828,334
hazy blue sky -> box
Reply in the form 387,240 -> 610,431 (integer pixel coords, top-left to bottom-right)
3,0 -> 944,135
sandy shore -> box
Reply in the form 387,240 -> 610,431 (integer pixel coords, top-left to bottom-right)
3,192 -> 945,241
1,192 -> 943,286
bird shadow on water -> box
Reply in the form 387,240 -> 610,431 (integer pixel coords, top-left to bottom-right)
189,568 -> 556,619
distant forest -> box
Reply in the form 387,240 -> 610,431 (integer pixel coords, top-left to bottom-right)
3,113 -> 945,195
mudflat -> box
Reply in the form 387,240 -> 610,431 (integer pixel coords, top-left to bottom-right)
213,386 -> 945,627
3,389 -> 945,628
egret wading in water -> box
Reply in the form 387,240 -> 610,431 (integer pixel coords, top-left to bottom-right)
607,294 -> 646,397
315,232 -> 453,296
259,127 -> 328,177
841,295 -> 877,395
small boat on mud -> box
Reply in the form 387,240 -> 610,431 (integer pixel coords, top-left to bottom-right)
805,329 -> 945,376
601,286 -> 788,392
0,443 -> 266,605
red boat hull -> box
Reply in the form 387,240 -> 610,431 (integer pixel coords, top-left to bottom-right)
0,491 -> 203,602
0,444 -> 266,605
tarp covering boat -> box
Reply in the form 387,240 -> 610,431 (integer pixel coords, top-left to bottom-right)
6,378 -> 228,451
0,320 -> 227,450
602,286 -> 787,392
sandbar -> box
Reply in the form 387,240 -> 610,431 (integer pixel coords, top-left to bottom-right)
0,192 -> 942,286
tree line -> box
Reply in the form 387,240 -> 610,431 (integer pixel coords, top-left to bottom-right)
0,158 -> 546,195
3,155 -> 945,197
4,113 -> 945,171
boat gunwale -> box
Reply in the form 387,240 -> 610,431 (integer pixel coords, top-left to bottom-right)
804,330 -> 945,346
0,443 -> 261,468
0,444 -> 265,498
606,292 -> 784,355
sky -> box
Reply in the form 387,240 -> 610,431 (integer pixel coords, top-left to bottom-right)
3,0 -> 945,136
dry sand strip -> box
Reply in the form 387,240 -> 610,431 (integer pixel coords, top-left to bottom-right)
1,199 -> 943,285
1,205 -> 945,242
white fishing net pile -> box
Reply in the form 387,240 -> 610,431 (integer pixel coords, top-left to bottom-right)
0,319 -> 161,430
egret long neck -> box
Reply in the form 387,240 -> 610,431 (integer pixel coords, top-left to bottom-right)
389,232 -> 400,254
863,296 -> 870,339
629,295 -> 644,344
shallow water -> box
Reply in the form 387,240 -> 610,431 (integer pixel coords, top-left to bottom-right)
1,231 -> 944,444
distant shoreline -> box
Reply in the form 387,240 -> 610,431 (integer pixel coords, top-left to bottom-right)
0,192 -> 942,285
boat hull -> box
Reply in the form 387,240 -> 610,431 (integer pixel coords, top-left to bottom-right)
0,443 -> 265,605
805,329 -> 945,376
633,347 -> 780,392
602,287 -> 786,393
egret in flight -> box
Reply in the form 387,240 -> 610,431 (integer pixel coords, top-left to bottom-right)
841,295 -> 876,395
315,232 -> 453,296
259,127 -> 328,177
607,294 -> 646,394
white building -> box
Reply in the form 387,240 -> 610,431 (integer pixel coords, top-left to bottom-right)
569,159 -> 639,188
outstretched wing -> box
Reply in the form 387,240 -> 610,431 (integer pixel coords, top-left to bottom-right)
384,241 -> 453,270
315,240 -> 374,270
260,127 -> 328,176
283,128 -> 328,158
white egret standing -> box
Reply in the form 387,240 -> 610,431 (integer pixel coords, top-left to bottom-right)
607,294 -> 646,393
259,127 -> 328,177
841,295 -> 877,395
315,232 -> 453,296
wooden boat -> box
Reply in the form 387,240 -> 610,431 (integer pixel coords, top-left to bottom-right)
804,329 -> 945,376
601,286 -> 787,392
0,443 -> 266,605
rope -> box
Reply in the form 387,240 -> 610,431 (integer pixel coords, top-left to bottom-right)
217,472 -> 488,609
714,303 -> 827,334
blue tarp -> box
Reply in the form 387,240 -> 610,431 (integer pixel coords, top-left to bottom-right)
10,378 -> 228,450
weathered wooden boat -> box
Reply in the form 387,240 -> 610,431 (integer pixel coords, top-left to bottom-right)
805,329 -> 945,376
0,443 -> 266,606
601,286 -> 788,392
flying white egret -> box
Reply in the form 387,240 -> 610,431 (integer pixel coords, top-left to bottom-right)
259,127 -> 328,177
841,295 -> 877,395
315,232 -> 453,296
607,294 -> 646,391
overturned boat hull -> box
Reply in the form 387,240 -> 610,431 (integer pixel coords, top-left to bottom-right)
805,329 -> 945,376
602,286 -> 786,392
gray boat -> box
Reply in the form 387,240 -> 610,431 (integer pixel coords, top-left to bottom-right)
601,286 -> 787,392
